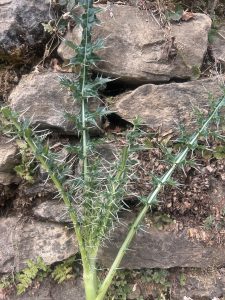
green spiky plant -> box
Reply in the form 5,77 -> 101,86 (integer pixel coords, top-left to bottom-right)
1,1 -> 225,299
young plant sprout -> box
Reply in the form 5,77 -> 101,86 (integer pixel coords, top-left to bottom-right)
1,1 -> 225,299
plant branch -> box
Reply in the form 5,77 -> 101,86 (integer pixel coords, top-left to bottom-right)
0,108 -> 91,277
95,95 -> 225,300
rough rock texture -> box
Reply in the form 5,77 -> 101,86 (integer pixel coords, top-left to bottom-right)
211,24 -> 225,66
0,0 -> 50,60
171,269 -> 225,300
0,217 -> 77,273
58,5 -> 211,84
0,136 -> 20,185
0,173 -> 19,186
9,71 -> 101,135
0,136 -> 19,172
98,212 -> 225,269
33,200 -> 72,223
112,76 -> 225,131
10,277 -> 85,300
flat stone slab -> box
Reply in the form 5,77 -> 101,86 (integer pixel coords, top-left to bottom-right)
9,71 -> 101,136
0,217 -> 77,273
99,212 -> 225,269
58,5 -> 211,84
111,76 -> 225,131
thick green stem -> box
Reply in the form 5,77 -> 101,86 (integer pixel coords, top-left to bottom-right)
81,26 -> 89,180
95,96 -> 225,300
80,1 -> 99,298
83,257 -> 98,300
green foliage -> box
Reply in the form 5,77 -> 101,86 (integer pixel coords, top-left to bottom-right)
14,140 -> 36,183
51,256 -> 76,283
179,272 -> 186,287
213,145 -> 225,159
165,5 -> 183,22
141,269 -> 170,287
1,0 -> 225,299
203,210 -> 225,231
151,213 -> 174,230
16,257 -> 50,295
106,268 -> 171,300
191,65 -> 201,79
106,270 -> 130,300
0,275 -> 13,290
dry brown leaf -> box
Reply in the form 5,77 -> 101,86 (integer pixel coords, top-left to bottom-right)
181,10 -> 195,21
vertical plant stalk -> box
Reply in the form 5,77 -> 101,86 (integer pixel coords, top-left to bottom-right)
95,96 -> 225,300
78,1 -> 98,299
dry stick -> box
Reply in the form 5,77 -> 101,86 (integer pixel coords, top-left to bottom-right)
95,95 -> 225,300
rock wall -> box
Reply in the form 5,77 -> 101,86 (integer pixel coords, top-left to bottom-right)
0,1 -> 225,299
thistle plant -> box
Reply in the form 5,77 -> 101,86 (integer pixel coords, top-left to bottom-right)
1,1 -> 225,300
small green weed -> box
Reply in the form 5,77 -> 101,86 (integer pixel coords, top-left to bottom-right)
179,272 -> 186,287
106,270 -> 130,300
105,268 -> 171,300
151,213 -> 174,230
165,5 -> 183,22
140,269 -> 170,287
51,256 -> 76,283
0,275 -> 13,290
14,140 -> 36,183
16,257 -> 50,295
203,215 -> 215,230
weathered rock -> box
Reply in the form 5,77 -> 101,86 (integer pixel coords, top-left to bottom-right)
171,269 -> 225,300
58,5 -> 211,84
33,200 -> 72,223
211,24 -> 225,66
0,217 -> 77,273
0,172 -> 19,186
98,212 -> 225,269
9,71 -> 101,135
111,76 -> 225,131
0,0 -> 50,60
0,136 -> 20,186
0,136 -> 19,173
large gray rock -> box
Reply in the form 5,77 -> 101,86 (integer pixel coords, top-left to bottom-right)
58,5 -> 211,84
0,217 -> 77,273
99,212 -> 225,269
9,71 -> 101,135
0,136 -> 20,186
0,0 -> 50,60
211,24 -> 225,66
111,76 -> 225,131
